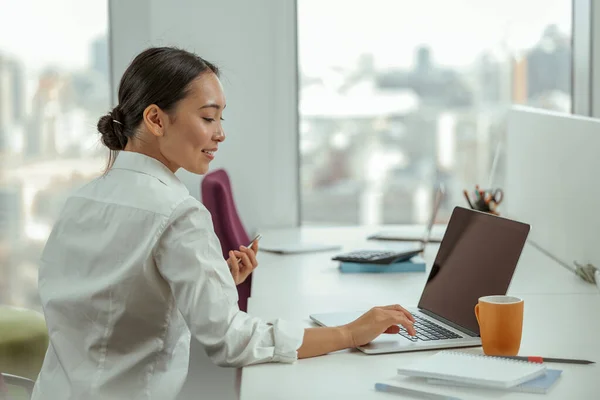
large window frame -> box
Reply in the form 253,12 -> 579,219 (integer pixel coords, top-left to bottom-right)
573,0 -> 592,116
296,0 -> 593,227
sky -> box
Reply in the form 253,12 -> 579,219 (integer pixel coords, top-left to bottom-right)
0,0 -> 571,74
0,0 -> 108,70
298,0 -> 572,73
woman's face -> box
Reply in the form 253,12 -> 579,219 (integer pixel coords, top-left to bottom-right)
154,72 -> 227,175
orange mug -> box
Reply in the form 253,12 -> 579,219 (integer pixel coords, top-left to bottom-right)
474,295 -> 524,356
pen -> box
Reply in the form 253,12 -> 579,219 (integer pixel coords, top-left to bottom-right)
375,382 -> 463,400
501,356 -> 595,365
462,190 -> 474,209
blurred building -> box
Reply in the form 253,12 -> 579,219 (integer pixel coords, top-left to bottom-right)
0,183 -> 24,243
91,35 -> 109,79
0,54 -> 26,153
527,25 -> 571,102
512,25 -> 571,112
375,46 -> 474,108
25,70 -> 63,158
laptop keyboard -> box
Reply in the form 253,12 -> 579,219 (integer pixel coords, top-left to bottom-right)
398,314 -> 462,342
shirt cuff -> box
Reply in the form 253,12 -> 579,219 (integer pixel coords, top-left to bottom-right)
268,319 -> 305,363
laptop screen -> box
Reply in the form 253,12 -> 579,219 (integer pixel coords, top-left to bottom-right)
417,207 -> 530,336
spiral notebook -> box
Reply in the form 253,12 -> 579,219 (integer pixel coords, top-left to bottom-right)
396,351 -> 547,389
427,369 -> 562,394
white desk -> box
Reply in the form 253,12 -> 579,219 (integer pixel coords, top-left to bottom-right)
242,293 -> 600,400
241,226 -> 600,399
253,226 -> 598,298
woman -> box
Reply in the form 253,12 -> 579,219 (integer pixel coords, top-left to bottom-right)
32,47 -> 416,399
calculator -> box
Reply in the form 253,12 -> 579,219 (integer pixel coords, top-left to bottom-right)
331,249 -> 421,265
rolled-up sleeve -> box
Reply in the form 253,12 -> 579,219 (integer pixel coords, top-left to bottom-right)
154,198 -> 304,367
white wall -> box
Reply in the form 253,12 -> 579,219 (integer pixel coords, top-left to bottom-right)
109,1 -> 298,398
109,0 -> 299,234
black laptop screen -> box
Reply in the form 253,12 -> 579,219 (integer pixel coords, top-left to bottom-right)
417,207 -> 530,336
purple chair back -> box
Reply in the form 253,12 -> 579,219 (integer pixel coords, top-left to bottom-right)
201,169 -> 252,312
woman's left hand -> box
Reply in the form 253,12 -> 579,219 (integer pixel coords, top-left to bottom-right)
227,240 -> 259,285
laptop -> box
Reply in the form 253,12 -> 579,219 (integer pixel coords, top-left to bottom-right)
311,207 -> 531,354
367,184 -> 445,243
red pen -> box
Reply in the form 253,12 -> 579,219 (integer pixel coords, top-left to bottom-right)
501,356 -> 594,365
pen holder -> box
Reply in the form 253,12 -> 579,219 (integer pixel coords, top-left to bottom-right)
463,185 -> 503,215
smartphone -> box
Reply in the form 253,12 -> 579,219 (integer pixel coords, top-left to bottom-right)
247,234 -> 262,248
235,234 -> 262,263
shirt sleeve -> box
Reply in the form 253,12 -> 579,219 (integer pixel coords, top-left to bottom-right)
154,197 -> 305,367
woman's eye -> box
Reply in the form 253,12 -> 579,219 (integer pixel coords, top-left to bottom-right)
203,118 -> 215,123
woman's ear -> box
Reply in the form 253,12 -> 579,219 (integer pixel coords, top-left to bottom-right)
143,104 -> 165,138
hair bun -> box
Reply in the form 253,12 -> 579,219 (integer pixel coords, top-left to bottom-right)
97,106 -> 127,151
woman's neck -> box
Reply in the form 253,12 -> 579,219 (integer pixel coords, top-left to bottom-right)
124,140 -> 179,173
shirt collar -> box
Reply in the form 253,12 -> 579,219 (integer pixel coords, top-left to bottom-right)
111,151 -> 189,196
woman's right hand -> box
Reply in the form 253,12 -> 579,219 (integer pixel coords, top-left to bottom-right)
297,305 -> 416,359
342,305 -> 416,347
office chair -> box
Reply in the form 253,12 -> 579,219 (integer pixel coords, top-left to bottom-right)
0,373 -> 34,400
201,169 -> 252,312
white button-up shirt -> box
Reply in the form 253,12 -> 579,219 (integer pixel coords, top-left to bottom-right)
32,151 -> 304,400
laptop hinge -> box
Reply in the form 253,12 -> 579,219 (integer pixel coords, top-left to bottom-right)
418,309 -> 479,337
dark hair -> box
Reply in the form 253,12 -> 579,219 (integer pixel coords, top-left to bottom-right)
97,47 -> 219,169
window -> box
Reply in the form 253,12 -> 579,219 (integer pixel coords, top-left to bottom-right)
0,0 -> 109,309
298,0 -> 572,225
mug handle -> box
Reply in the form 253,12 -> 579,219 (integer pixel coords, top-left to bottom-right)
474,304 -> 480,324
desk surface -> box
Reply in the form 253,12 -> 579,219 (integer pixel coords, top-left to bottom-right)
242,225 -> 599,399
242,293 -> 600,400
253,225 -> 598,298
